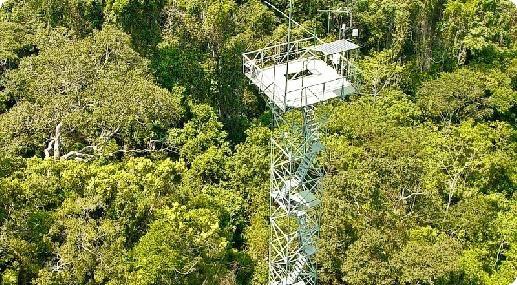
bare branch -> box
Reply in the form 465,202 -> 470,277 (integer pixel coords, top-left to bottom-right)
53,123 -> 63,160
400,192 -> 424,201
44,139 -> 55,159
60,151 -> 95,161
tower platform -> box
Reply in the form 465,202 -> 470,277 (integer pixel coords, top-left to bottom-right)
243,37 -> 358,111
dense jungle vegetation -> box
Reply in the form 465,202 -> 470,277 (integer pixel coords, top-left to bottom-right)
0,0 -> 516,284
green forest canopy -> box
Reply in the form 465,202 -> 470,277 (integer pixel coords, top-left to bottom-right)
0,0 -> 516,284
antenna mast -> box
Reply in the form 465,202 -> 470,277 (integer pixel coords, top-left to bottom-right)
318,7 -> 357,40
284,0 -> 293,109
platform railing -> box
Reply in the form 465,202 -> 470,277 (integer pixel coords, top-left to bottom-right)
243,37 -> 318,69
243,59 -> 287,109
284,76 -> 350,107
341,57 -> 361,91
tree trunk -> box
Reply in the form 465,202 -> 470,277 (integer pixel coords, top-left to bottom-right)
53,123 -> 62,159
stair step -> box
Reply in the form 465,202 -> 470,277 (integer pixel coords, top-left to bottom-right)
303,245 -> 316,256
291,190 -> 320,207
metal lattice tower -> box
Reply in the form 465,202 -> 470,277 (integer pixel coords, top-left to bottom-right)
243,2 -> 359,284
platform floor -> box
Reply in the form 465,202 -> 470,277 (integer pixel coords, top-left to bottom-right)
249,59 -> 353,110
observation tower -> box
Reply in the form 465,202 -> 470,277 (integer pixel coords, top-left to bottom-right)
242,2 -> 359,285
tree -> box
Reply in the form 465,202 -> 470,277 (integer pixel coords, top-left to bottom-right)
1,0 -> 104,36
441,0 -> 517,66
0,20 -> 34,111
394,227 -> 462,284
357,51 -> 407,96
0,26 -> 184,159
227,126 -> 271,285
0,156 -> 244,284
105,0 -> 165,52
318,88 -> 516,284
131,205 -> 228,285
416,68 -> 517,124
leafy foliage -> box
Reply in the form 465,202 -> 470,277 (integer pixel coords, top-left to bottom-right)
0,26 -> 183,158
0,0 -> 516,284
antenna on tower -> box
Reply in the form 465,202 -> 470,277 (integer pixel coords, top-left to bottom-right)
318,6 -> 358,40
263,0 -> 325,44
284,0 -> 293,108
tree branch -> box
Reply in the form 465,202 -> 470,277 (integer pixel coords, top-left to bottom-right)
60,151 -> 95,161
60,146 -> 97,161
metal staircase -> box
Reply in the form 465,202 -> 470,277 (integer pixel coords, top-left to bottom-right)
269,105 -> 323,285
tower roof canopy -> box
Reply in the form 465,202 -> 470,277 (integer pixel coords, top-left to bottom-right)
307,39 -> 359,55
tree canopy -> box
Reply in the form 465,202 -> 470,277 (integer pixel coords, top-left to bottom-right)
0,0 -> 516,284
